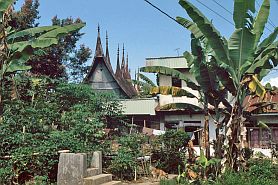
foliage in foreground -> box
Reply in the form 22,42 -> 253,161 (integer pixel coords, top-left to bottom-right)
152,130 -> 190,174
0,79 -> 122,184
163,158 -> 278,185
108,133 -> 147,180
108,130 -> 190,180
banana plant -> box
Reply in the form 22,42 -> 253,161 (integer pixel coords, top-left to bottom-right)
177,0 -> 277,170
140,35 -> 229,159
132,71 -> 196,98
0,0 -> 85,120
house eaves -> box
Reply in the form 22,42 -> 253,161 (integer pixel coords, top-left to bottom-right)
145,56 -> 189,69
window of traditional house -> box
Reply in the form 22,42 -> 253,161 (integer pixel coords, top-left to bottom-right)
184,126 -> 201,146
247,127 -> 272,148
165,121 -> 202,146
172,77 -> 182,88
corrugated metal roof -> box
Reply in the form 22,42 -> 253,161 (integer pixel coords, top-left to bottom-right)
120,98 -> 157,115
243,92 -> 278,113
145,56 -> 188,69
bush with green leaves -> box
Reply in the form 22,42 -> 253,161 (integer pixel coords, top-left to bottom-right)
0,78 -> 122,184
151,130 -> 190,174
164,159 -> 278,185
108,133 -> 147,180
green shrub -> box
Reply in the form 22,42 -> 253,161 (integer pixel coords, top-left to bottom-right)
151,130 -> 190,173
108,148 -> 137,180
108,133 -> 147,180
213,159 -> 278,185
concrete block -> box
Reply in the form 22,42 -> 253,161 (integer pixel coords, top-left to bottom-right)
84,174 -> 112,185
86,167 -> 100,177
57,153 -> 87,185
91,151 -> 102,173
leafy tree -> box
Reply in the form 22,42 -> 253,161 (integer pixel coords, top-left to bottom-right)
0,0 -> 85,120
10,0 -> 40,30
0,77 -> 123,183
10,0 -> 92,80
67,44 -> 92,83
27,16 -> 89,79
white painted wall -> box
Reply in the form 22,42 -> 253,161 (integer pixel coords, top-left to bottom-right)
158,74 -> 201,107
164,114 -> 217,141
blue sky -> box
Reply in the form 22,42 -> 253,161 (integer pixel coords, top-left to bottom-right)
15,0 -> 278,85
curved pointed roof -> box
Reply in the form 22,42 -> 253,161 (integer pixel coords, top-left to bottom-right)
115,44 -> 122,78
105,31 -> 113,72
95,25 -> 104,57
84,27 -> 137,98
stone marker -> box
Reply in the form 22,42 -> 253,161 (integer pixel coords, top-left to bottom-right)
57,153 -> 87,185
91,151 -> 102,173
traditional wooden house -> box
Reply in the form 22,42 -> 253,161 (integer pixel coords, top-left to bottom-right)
243,92 -> 278,150
83,27 -> 137,99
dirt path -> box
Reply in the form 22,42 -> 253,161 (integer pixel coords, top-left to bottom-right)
122,174 -> 177,185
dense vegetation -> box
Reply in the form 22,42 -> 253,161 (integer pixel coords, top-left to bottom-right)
0,78 -> 122,184
0,1 -> 122,184
161,158 -> 278,185
0,0 -> 277,184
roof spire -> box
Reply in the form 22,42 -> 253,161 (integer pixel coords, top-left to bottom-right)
94,24 -> 104,57
115,44 -> 122,78
105,31 -> 112,70
121,44 -> 125,71
125,52 -> 131,79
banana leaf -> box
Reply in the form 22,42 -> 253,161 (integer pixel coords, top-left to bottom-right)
233,0 -> 255,29
150,86 -> 196,98
160,103 -> 203,112
140,66 -> 200,91
39,23 -> 85,39
0,0 -> 14,20
228,28 -> 256,76
179,0 -> 230,66
7,26 -> 59,41
252,0 -> 270,47
8,38 -> 58,53
257,27 -> 278,53
138,73 -> 156,87
247,75 -> 266,99
176,16 -> 204,39
247,42 -> 278,78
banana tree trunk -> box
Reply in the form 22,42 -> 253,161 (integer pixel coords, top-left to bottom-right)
203,97 -> 210,159
0,60 -> 3,123
215,123 -> 223,158
204,115 -> 210,159
225,103 -> 247,170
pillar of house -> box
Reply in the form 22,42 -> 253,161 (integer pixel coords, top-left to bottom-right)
159,115 -> 165,131
178,120 -> 184,131
160,122 -> 165,131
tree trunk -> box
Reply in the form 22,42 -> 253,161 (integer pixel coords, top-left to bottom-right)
225,103 -> 247,170
204,114 -> 210,159
203,97 -> 210,159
